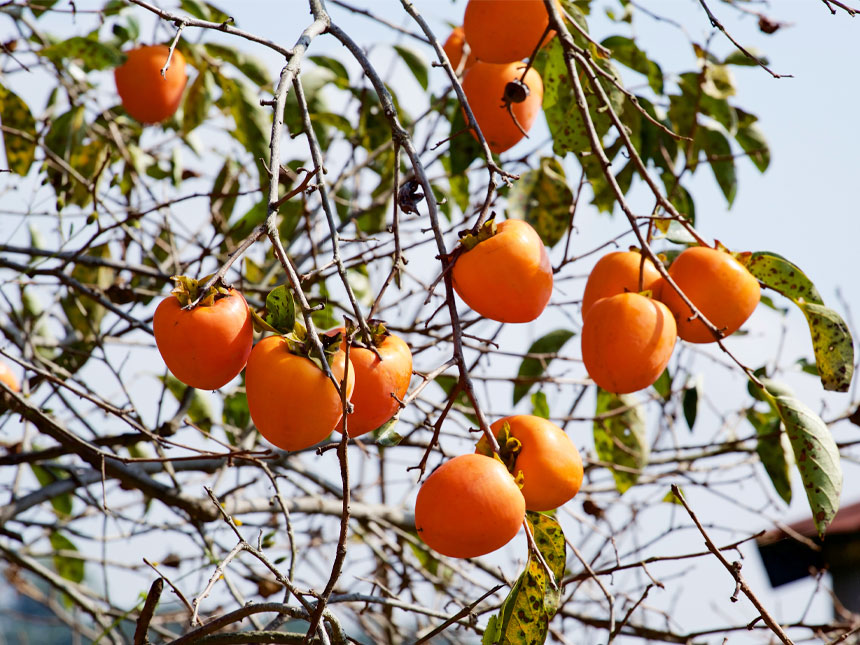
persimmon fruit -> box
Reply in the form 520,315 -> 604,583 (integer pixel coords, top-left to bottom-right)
153,288 -> 253,391
658,246 -> 761,344
463,0 -> 554,64
114,45 -> 188,124
245,335 -> 355,451
452,219 -> 552,323
414,453 -> 525,558
0,360 -> 19,393
490,415 -> 583,512
581,292 -> 676,394
462,61 -> 543,154
336,326 -> 412,437
442,26 -> 477,74
581,251 -> 662,320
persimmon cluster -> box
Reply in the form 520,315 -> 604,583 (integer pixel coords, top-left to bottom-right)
444,0 -> 557,153
152,278 -> 412,451
581,247 -> 761,394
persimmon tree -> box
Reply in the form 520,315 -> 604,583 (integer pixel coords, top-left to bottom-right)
0,1 -> 857,644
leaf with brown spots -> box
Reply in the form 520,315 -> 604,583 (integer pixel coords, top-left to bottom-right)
741,251 -> 853,392
482,513 -> 565,645
741,251 -> 823,304
0,83 -> 37,176
798,303 -> 854,393
773,395 -> 842,537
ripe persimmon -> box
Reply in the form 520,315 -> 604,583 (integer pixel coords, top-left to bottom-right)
581,292 -> 676,394
658,246 -> 761,344
489,415 -> 583,512
462,61 -> 543,154
336,323 -> 412,437
245,335 -> 355,451
463,0 -> 554,64
415,453 -> 525,558
581,251 -> 662,320
452,219 -> 552,323
442,26 -> 477,74
0,360 -> 19,393
114,45 -> 187,124
153,282 -> 253,391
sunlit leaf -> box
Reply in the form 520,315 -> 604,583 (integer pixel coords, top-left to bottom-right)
531,391 -> 550,419
483,512 -> 565,645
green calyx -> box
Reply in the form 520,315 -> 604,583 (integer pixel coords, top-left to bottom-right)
252,284 -> 343,370
170,274 -> 230,307
458,217 -> 498,252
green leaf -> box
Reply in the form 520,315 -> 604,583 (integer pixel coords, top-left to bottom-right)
772,395 -> 842,537
798,302 -> 855,393
41,36 -> 123,71
435,375 -> 476,425
60,244 -> 113,337
50,532 -> 85,584
535,38 -> 589,155
741,252 -> 853,391
204,43 -> 269,87
29,0 -> 59,17
507,157 -> 573,248
393,45 -> 428,91
216,76 -> 270,167
702,63 -> 736,99
262,285 -> 296,333
374,416 -> 403,447
0,84 -> 37,176
682,379 -> 699,431
652,368 -> 672,401
747,409 -> 792,504
182,67 -> 215,134
162,375 -> 214,429
601,35 -> 663,94
593,389 -> 648,494
736,122 -> 770,172
662,488 -> 684,505
222,389 -> 250,430
513,330 -> 575,405
180,0 -> 230,24
696,124 -> 736,206
531,391 -> 550,420
723,48 -> 769,67
441,154 -> 470,213
449,100 -> 483,175
741,252 -> 823,305
483,512 -> 565,645
309,55 -> 350,89
30,464 -> 73,518
211,158 -> 240,224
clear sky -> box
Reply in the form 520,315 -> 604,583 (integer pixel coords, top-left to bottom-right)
1,1 -> 858,642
